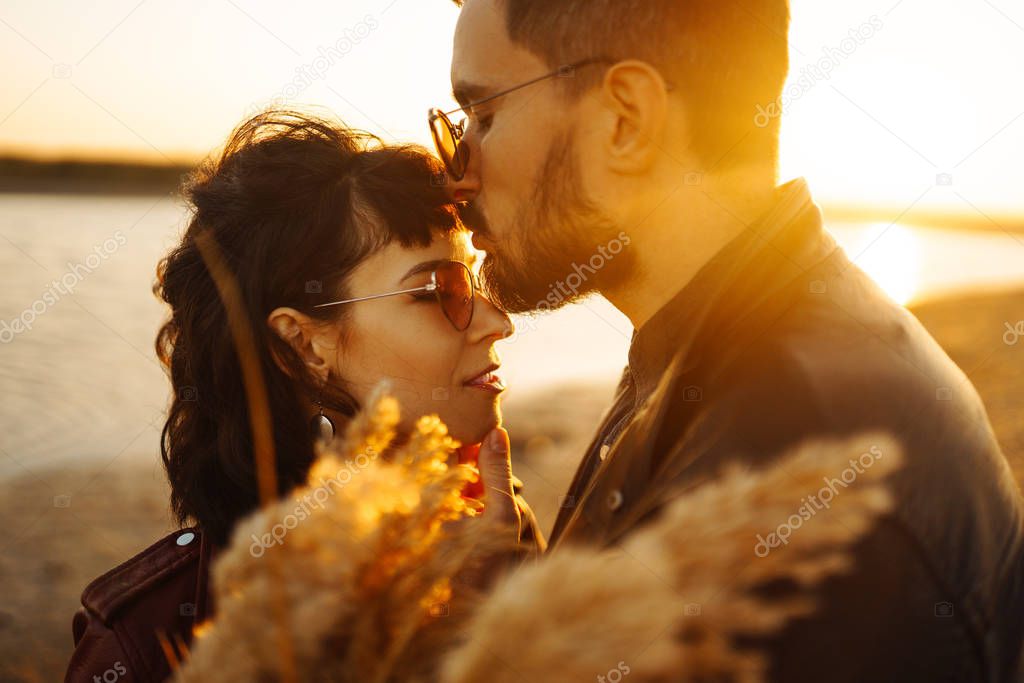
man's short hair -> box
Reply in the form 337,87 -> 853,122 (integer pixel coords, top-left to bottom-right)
455,0 -> 790,169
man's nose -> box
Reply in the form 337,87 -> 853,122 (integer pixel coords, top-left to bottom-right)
447,143 -> 480,203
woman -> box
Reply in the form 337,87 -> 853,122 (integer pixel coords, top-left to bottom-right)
64,111 -> 540,683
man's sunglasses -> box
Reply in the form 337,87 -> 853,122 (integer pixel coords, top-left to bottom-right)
313,260 -> 475,331
428,57 -> 612,181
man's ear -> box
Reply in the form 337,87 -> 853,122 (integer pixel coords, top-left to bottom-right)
598,60 -> 671,173
267,307 -> 330,382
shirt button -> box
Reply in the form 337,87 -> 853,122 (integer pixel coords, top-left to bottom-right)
599,444 -> 611,461
606,489 -> 624,512
176,531 -> 196,546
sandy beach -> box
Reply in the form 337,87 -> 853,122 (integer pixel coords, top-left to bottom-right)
2,287 -> 1021,682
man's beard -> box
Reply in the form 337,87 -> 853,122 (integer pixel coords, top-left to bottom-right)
471,131 -> 631,315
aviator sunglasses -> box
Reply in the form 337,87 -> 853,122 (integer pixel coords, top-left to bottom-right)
314,260 -> 475,331
428,57 -> 612,181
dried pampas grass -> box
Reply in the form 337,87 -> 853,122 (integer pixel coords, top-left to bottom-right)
174,388 -> 901,683
443,435 -> 900,683
175,386 -> 509,683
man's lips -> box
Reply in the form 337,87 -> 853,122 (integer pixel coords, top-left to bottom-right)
463,363 -> 506,393
458,202 -> 493,248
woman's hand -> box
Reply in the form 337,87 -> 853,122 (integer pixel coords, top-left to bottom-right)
475,427 -> 522,542
450,426 -> 526,593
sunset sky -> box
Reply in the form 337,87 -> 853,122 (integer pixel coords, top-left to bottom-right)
1,0 -> 1022,214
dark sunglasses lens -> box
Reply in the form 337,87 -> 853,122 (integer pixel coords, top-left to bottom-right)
453,138 -> 469,178
435,262 -> 474,330
428,111 -> 465,180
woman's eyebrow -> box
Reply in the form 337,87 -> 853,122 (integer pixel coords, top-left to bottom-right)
399,260 -> 445,282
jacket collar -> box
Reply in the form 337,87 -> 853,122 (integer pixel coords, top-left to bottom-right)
626,177 -> 829,404
554,179 -> 842,547
193,529 -> 219,624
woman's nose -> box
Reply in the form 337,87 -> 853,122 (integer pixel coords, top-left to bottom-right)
469,293 -> 513,343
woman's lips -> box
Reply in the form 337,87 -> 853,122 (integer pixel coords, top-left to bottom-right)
464,369 -> 506,394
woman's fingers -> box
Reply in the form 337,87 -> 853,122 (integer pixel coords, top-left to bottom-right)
476,427 -> 521,535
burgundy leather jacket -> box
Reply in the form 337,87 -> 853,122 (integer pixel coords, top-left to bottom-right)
65,484 -> 544,682
63,528 -> 216,683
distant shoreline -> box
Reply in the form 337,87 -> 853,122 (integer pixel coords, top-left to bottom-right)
822,204 -> 1024,234
0,156 -> 193,197
1,155 -> 1022,232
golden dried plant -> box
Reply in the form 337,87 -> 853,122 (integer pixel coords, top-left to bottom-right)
174,387 -> 900,683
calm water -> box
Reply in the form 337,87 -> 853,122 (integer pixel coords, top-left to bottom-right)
2,193 -> 1023,480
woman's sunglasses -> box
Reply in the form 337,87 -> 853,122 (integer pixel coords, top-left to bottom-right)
313,260 -> 475,331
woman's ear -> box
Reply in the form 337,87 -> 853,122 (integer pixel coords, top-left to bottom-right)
267,307 -> 330,382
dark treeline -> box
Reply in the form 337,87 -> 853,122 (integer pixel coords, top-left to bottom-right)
1,156 -> 1021,233
0,156 -> 194,196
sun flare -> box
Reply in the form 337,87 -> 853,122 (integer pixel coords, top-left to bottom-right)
838,223 -> 922,305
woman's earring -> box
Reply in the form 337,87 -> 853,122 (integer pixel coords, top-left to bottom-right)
310,383 -> 335,443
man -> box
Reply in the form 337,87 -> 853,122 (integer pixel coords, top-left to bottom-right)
433,0 -> 1024,680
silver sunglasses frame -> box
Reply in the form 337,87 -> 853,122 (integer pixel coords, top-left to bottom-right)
313,271 -> 438,309
310,261 -> 477,331
428,57 -> 615,181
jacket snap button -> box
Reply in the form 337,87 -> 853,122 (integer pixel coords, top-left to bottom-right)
606,490 -> 624,511
176,531 -> 196,546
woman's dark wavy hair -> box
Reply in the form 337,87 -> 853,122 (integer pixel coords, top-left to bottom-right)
154,110 -> 459,546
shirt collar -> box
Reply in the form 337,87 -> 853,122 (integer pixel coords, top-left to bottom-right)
626,178 -> 828,402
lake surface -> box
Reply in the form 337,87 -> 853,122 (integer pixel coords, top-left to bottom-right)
2,193 -> 1023,481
